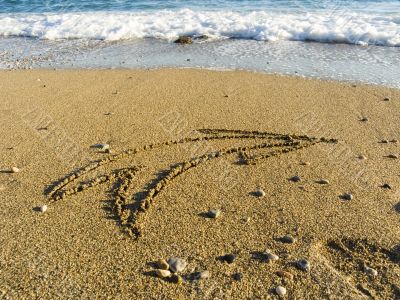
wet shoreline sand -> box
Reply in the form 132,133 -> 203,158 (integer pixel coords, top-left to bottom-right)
0,69 -> 399,299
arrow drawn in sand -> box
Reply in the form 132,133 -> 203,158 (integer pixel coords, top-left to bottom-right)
45,129 -> 337,239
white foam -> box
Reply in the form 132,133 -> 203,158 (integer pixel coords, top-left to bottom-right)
0,9 -> 399,46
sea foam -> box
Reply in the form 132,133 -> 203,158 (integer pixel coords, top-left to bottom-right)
0,9 -> 399,46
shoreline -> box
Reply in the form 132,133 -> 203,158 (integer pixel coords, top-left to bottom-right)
2,67 -> 400,90
1,68 -> 399,299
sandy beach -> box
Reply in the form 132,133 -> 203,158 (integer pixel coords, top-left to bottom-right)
0,69 -> 399,299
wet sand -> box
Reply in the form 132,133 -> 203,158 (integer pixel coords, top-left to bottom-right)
0,69 -> 399,299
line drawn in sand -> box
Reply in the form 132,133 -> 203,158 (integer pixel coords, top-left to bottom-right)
45,128 -> 338,239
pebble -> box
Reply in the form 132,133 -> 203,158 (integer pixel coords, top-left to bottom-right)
358,155 -> 367,160
296,259 -> 311,272
383,97 -> 390,101
340,193 -> 353,201
40,205 -> 48,213
360,117 -> 369,122
167,257 -> 187,273
290,175 -> 301,183
254,188 -> 266,198
281,235 -> 296,244
390,139 -> 398,143
381,183 -> 392,190
381,139 -> 389,144
221,253 -> 236,264
365,266 -> 378,276
387,154 -> 398,159
232,272 -> 243,281
11,167 -> 20,173
300,161 -> 311,166
156,259 -> 169,270
93,143 -> 110,151
276,271 -> 294,281
275,286 -> 287,296
266,249 -> 279,261
155,269 -> 171,278
197,270 -> 211,279
317,179 -> 330,185
207,209 -> 221,219
169,274 -> 183,284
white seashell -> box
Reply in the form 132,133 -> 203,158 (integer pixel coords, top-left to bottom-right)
11,167 -> 20,173
155,269 -> 171,278
266,249 -> 279,261
275,286 -> 287,296
255,188 -> 266,197
40,205 -> 48,213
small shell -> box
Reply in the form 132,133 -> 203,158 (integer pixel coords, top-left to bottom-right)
155,269 -> 171,278
340,193 -> 353,201
365,266 -> 378,276
11,167 -> 20,173
254,188 -> 266,198
266,250 -> 279,261
275,286 -> 287,296
317,179 -> 330,185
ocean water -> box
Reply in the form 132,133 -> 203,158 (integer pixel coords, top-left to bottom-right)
0,0 -> 399,87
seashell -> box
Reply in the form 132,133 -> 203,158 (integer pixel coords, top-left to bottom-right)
11,167 -> 20,173
340,193 -> 353,201
156,259 -> 169,270
207,209 -> 221,219
316,179 -> 330,185
40,205 -> 48,213
155,269 -> 171,278
275,286 -> 287,296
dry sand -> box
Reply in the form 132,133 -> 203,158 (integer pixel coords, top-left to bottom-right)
0,69 -> 399,299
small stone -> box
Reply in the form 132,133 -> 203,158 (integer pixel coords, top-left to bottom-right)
155,269 -> 171,278
197,270 -> 210,279
340,193 -> 353,201
300,161 -> 311,166
40,205 -> 48,213
105,148 -> 112,154
275,286 -> 287,296
383,97 -> 390,101
276,271 -> 294,281
358,155 -> 367,160
266,249 -> 279,261
296,259 -> 311,272
290,175 -> 301,182
232,272 -> 243,281
360,117 -> 369,122
174,36 -> 193,44
390,139 -> 398,143
221,253 -> 236,264
381,183 -> 392,189
254,188 -> 266,197
290,175 -> 301,183
365,266 -> 378,276
169,274 -> 183,284
93,143 -> 110,152
387,154 -> 398,159
156,259 -> 169,270
317,179 -> 330,185
167,257 -> 187,273
11,167 -> 20,173
281,235 -> 296,244
207,209 -> 221,219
